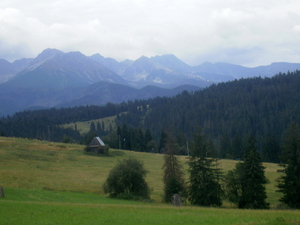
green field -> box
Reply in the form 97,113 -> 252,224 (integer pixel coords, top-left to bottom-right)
62,116 -> 117,134
0,137 -> 299,224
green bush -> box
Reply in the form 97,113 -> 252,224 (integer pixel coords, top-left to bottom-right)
103,158 -> 150,200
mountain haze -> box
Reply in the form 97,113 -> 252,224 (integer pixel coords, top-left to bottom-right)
89,53 -> 132,75
151,54 -> 192,72
0,59 -> 18,83
1,48 -> 300,116
5,49 -> 128,89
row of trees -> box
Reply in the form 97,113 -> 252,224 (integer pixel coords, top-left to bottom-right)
164,123 -> 299,208
135,123 -> 299,208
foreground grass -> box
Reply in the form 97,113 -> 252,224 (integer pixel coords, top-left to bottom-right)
1,189 -> 300,225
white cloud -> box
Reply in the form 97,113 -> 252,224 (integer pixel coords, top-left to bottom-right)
0,0 -> 300,66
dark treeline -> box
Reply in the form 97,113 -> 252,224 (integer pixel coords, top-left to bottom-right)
0,102 -> 143,142
116,70 -> 300,162
1,71 -> 300,162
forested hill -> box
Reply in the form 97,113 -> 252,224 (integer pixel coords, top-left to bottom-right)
124,70 -> 300,139
116,71 -> 300,159
1,70 -> 300,162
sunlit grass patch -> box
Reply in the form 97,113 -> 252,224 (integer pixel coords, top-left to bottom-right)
62,115 -> 117,134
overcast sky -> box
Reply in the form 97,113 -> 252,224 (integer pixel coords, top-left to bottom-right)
1,0 -> 300,67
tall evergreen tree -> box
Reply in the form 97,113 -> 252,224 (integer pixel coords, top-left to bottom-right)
89,121 -> 96,133
96,121 -> 101,132
145,129 -> 153,152
226,133 -> 269,209
162,132 -> 185,203
187,128 -> 222,206
159,130 -> 168,153
277,123 -> 300,208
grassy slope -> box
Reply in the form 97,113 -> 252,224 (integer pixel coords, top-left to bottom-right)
62,115 -> 117,134
0,137 -> 299,224
0,136 -> 281,204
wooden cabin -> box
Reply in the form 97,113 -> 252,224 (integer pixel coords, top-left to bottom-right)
85,137 -> 105,154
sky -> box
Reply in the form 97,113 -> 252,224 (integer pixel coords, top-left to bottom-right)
1,0 -> 300,67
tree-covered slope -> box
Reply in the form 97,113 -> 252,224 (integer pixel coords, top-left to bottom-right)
1,70 -> 299,162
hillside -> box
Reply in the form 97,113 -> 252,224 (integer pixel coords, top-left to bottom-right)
0,137 -> 283,205
116,71 -> 300,161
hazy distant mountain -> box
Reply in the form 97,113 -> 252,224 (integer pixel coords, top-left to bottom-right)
4,49 -> 128,89
193,62 -> 247,80
251,62 -> 300,77
90,54 -> 300,88
12,58 -> 33,72
55,82 -> 201,108
89,53 -> 132,75
1,48 -> 300,116
117,55 -> 211,88
122,56 -> 166,81
2,49 -> 300,88
0,79 -> 201,116
0,49 -> 203,116
0,59 -> 17,83
192,61 -> 300,80
151,54 -> 192,72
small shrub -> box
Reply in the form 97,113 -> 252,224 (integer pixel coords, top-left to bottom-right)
103,158 -> 150,200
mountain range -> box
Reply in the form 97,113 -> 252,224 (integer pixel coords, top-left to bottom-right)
1,48 -> 300,117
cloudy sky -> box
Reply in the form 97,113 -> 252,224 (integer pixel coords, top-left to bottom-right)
1,0 -> 300,67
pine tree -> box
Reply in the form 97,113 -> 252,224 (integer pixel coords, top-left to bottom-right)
162,132 -> 185,203
187,128 -> 222,206
277,123 -> 300,208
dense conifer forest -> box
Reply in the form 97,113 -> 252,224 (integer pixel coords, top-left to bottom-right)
1,70 -> 300,163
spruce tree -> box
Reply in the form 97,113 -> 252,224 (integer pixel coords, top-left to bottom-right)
226,133 -> 269,209
89,121 -> 96,133
159,130 -> 167,153
162,132 -> 185,203
187,128 -> 222,206
277,123 -> 300,208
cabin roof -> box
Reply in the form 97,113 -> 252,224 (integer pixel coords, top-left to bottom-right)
95,137 -> 105,146
88,137 -> 105,147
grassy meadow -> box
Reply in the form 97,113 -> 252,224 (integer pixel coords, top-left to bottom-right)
0,137 -> 299,224
62,115 -> 117,134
